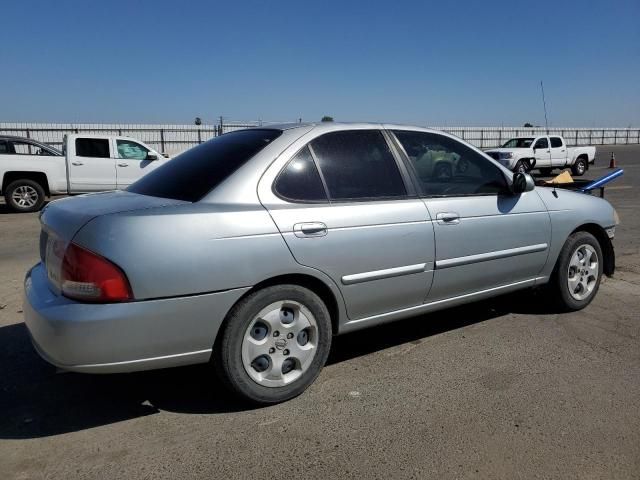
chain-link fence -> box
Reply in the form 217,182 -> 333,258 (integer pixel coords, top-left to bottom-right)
0,121 -> 269,155
432,126 -> 640,149
1,122 -> 639,154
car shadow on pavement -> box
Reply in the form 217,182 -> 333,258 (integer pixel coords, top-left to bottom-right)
0,289 -> 557,439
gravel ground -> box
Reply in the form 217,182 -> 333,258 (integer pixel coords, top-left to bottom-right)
0,145 -> 639,479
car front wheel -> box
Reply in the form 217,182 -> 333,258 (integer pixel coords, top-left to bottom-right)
551,231 -> 603,311
214,284 -> 332,404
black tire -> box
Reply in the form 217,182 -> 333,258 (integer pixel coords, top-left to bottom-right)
571,157 -> 588,176
539,168 -> 553,176
214,284 -> 332,404
550,231 -> 603,311
4,179 -> 46,213
433,162 -> 452,179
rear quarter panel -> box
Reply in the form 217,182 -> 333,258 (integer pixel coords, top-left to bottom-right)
72,202 -> 344,304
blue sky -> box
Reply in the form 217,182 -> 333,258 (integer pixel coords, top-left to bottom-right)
1,0 -> 638,126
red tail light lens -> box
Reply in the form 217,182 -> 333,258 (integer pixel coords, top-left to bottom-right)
61,243 -> 132,302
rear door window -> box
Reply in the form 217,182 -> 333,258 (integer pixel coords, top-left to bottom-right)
274,146 -> 327,202
76,138 -> 111,158
128,129 -> 282,202
550,137 -> 563,148
310,130 -> 406,201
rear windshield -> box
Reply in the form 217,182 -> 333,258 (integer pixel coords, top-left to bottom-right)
128,129 -> 282,202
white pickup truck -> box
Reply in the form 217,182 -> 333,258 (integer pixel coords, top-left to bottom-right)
485,135 -> 595,176
0,134 -> 169,212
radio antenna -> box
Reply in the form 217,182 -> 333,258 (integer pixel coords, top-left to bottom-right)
540,80 -> 549,133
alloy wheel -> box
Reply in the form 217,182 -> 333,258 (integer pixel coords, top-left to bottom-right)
11,185 -> 39,208
567,244 -> 599,301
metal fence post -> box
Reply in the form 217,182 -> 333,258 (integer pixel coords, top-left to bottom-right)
480,128 -> 484,148
160,128 -> 165,153
589,129 -> 592,145
602,129 -> 605,145
626,128 -> 630,145
575,129 -> 579,146
614,130 -> 617,145
25,128 -> 32,154
197,128 -> 202,144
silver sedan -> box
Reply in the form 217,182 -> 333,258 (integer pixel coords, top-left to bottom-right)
24,123 -> 618,404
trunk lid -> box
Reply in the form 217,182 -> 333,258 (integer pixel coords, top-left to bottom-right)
39,191 -> 187,293
40,191 -> 186,242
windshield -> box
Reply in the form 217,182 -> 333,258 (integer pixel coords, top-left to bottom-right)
128,129 -> 282,202
502,138 -> 534,148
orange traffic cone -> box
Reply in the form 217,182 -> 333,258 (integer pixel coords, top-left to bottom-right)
609,152 -> 616,168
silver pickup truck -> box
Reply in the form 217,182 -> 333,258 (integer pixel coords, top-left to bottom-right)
485,135 -> 595,176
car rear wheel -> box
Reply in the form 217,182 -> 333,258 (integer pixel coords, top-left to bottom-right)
551,231 -> 603,311
4,179 -> 45,213
571,157 -> 587,176
214,284 -> 332,404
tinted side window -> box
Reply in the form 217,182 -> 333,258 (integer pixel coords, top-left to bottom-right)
310,130 -> 406,201
393,130 -> 508,196
274,146 -> 327,202
534,137 -> 549,149
0,141 -> 9,154
550,137 -> 563,148
76,138 -> 110,158
129,129 -> 282,202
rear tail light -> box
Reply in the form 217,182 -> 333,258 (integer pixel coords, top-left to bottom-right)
61,243 -> 132,302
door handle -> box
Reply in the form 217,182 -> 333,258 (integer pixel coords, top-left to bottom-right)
293,222 -> 328,238
436,212 -> 460,225
71,161 -> 84,166
117,163 -> 129,167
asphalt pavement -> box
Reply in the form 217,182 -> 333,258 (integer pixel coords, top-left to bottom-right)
0,145 -> 639,479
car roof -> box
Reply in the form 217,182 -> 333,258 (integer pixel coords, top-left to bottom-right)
262,122 -> 440,134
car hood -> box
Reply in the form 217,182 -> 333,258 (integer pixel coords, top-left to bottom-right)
40,190 -> 187,241
485,148 -> 526,154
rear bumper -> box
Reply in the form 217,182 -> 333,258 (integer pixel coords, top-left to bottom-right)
23,263 -> 250,373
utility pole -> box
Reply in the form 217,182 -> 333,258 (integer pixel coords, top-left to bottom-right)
540,81 -> 549,133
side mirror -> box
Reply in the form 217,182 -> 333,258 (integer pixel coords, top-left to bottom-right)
146,152 -> 158,161
512,172 -> 535,194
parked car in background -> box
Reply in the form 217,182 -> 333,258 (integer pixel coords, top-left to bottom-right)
485,136 -> 595,176
1,134 -> 168,212
24,123 -> 617,404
